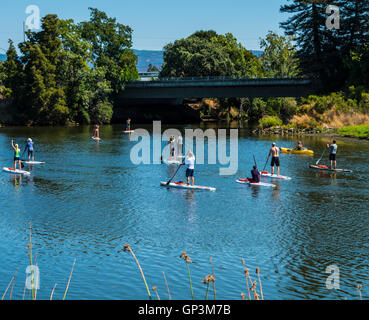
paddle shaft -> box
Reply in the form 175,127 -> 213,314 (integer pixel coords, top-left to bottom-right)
316,136 -> 332,165
263,155 -> 270,172
166,154 -> 187,185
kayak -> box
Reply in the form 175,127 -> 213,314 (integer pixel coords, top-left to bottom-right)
281,147 -> 314,156
92,137 -> 101,141
25,161 -> 45,165
309,165 -> 352,173
3,167 -> 31,176
236,179 -> 276,187
160,181 -> 216,191
261,171 -> 292,180
123,130 -> 135,133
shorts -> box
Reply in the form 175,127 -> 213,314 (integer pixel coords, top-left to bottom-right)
28,150 -> 34,156
271,157 -> 280,167
329,154 -> 336,161
186,169 -> 194,177
14,157 -> 20,161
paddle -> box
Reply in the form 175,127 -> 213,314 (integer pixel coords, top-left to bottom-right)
166,154 -> 187,185
262,154 -> 270,172
316,137 -> 332,165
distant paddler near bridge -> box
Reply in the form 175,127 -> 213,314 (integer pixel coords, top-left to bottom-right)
124,118 -> 134,133
92,124 -> 100,140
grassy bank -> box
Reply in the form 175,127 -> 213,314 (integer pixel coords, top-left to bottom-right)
337,125 -> 369,139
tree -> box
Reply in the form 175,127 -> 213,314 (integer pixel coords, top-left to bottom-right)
260,31 -> 300,78
0,40 -> 24,101
280,0 -> 343,90
79,8 -> 139,94
18,15 -> 69,125
160,30 -> 261,78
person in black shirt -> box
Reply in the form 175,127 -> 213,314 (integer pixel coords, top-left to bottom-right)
251,165 -> 261,183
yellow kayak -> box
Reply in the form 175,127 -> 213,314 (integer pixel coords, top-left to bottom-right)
280,147 -> 314,155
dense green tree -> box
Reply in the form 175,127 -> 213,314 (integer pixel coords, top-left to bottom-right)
281,0 -> 342,87
260,31 -> 300,78
79,8 -> 139,93
19,15 -> 69,124
160,30 -> 261,78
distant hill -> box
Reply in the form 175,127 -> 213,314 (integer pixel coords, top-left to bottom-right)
133,49 -> 263,72
1,50 -> 263,71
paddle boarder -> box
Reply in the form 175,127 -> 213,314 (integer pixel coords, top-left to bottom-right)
93,125 -> 100,139
250,165 -> 261,183
268,143 -> 280,176
181,150 -> 195,186
169,136 -> 175,160
177,135 -> 183,157
24,138 -> 35,162
126,118 -> 131,131
11,140 -> 22,171
327,140 -> 338,169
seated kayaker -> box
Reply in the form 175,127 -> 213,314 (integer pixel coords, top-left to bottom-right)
296,141 -> 303,150
250,165 -> 261,183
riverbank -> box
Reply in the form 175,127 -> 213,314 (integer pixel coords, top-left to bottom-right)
252,124 -> 369,141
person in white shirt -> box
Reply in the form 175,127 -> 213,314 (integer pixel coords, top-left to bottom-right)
181,150 -> 195,186
176,135 -> 183,157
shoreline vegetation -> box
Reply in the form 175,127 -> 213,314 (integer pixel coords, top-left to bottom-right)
1,2 -> 369,137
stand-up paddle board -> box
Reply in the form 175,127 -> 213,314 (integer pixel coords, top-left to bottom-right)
24,161 -> 45,165
3,167 -> 31,176
309,165 -> 352,173
261,171 -> 292,180
160,181 -> 216,191
92,137 -> 101,141
163,159 -> 182,165
236,179 -> 275,187
123,130 -> 135,133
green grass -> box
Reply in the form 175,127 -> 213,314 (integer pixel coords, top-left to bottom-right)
337,125 -> 369,139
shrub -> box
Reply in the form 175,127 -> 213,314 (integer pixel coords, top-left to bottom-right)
258,116 -> 283,128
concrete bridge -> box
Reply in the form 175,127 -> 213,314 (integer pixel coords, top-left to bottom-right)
119,77 -> 316,105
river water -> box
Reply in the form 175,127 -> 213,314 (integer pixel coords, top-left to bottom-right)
0,124 -> 368,300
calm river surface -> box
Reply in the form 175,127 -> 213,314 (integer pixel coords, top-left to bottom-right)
0,124 -> 368,300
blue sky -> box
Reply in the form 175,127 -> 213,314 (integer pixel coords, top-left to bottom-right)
0,0 -> 288,53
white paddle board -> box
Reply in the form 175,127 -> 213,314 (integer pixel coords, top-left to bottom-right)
3,167 -> 31,176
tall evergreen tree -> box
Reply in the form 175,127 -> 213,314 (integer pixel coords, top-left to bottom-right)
19,14 -> 69,124
280,0 -> 344,91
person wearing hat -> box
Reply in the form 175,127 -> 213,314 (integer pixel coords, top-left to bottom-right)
267,142 -> 280,176
24,138 -> 35,162
11,140 -> 22,170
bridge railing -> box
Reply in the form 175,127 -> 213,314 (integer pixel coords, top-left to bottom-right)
128,75 -> 309,83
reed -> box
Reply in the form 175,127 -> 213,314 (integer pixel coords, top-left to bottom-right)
9,269 -> 17,300
152,286 -> 160,300
357,285 -> 362,300
63,259 -> 76,300
50,284 -> 57,300
28,223 -> 35,300
241,259 -> 251,300
1,270 -> 17,300
162,272 -> 171,300
124,244 -> 151,299
256,267 -> 264,300
201,275 -> 215,300
210,258 -> 216,300
180,252 -> 194,300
